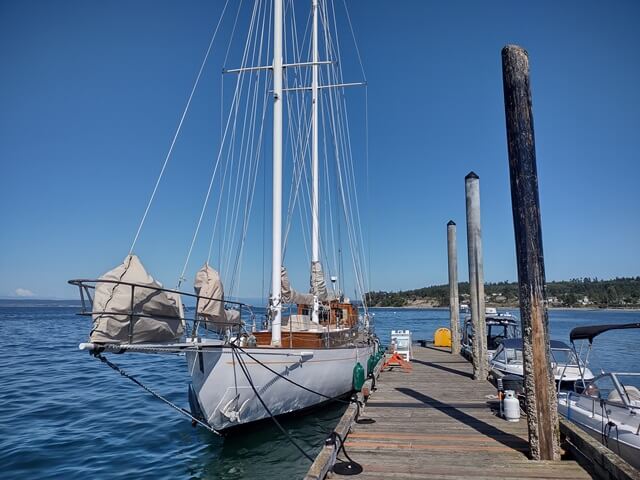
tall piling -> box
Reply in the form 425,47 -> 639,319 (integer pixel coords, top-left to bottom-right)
501,44 -> 560,461
464,172 -> 487,380
447,221 -> 461,354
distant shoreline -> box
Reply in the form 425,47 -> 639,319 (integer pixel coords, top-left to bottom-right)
371,305 -> 640,312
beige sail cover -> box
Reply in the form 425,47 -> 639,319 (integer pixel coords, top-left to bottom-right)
311,261 -> 329,301
90,255 -> 184,344
281,266 -> 314,305
194,263 -> 241,328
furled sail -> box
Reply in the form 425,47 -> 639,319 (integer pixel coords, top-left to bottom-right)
193,263 -> 241,329
311,260 -> 329,301
281,266 -> 314,305
90,255 -> 184,344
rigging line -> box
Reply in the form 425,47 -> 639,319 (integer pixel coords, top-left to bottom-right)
222,0 -> 245,68
260,1 -> 273,303
320,72 -> 343,294
224,1 -> 267,285
222,0 -> 268,285
129,0 -> 231,255
281,63 -> 312,257
319,78 -> 339,280
282,100 -> 311,258
326,21 -> 369,307
335,77 -> 369,298
337,87 -> 369,301
281,2 -> 312,262
282,9 -> 315,261
322,4 -> 364,300
229,63 -> 272,295
293,7 -> 318,266
232,344 -> 354,404
332,3 -> 370,300
320,97 -> 336,283
283,100 -> 312,262
230,348 -> 314,462
281,9 -> 305,257
225,0 -> 270,270
326,68 -> 366,303
365,85 -> 371,303
261,125 -> 267,301
341,0 -> 366,82
321,2 -> 350,279
178,0 -> 261,287
230,0 -> 272,295
220,0 -> 264,281
209,0 -> 246,265
326,0 -> 368,299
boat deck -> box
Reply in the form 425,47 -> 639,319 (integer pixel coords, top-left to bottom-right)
332,344 -> 591,480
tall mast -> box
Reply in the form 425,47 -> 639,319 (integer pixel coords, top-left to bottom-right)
271,0 -> 283,346
311,0 -> 320,323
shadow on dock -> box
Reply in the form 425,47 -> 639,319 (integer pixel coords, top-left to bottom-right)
395,387 -> 528,451
318,346 -> 591,479
410,357 -> 474,379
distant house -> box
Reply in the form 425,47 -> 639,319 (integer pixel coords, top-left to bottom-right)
579,296 -> 591,305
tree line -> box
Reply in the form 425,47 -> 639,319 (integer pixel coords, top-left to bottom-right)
367,277 -> 640,308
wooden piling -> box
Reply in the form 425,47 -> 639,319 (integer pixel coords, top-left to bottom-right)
501,44 -> 561,461
447,221 -> 461,354
464,172 -> 487,381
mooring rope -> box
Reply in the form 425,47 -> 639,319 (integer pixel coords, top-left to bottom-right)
230,347 -> 315,462
231,344 -> 355,405
93,351 -> 221,436
90,341 -> 374,468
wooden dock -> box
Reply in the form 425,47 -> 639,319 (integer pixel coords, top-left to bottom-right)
317,345 -> 592,480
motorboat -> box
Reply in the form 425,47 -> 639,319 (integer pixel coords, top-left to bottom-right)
557,322 -> 640,469
489,338 -> 594,390
461,308 -> 519,361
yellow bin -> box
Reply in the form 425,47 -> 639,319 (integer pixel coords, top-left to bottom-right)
434,327 -> 452,347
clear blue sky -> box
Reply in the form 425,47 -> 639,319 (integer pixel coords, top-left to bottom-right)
1,0 -> 639,299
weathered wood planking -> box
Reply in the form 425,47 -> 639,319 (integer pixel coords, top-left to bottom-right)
327,345 -> 590,480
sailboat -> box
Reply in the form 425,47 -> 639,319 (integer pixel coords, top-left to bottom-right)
70,0 -> 377,433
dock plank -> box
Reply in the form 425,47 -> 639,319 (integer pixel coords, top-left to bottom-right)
330,345 -> 591,479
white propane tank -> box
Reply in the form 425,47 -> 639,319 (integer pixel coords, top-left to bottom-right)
503,390 -> 520,422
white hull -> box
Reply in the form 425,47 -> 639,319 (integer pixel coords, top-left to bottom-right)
558,392 -> 640,470
186,341 -> 373,431
491,363 -> 593,384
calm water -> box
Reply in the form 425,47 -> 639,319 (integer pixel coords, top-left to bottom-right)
1,301 -> 638,479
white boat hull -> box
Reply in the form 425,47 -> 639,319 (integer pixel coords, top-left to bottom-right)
558,392 -> 640,470
186,341 -> 374,431
491,363 -> 593,384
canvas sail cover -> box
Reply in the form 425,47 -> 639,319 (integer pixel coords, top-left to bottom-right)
90,255 -> 184,344
311,261 -> 329,301
193,263 -> 241,328
281,266 -> 314,305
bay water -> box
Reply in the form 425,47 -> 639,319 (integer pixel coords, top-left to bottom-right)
1,301 -> 638,479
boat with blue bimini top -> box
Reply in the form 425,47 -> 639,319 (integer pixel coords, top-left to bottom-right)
69,0 -> 378,436
557,322 -> 640,470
